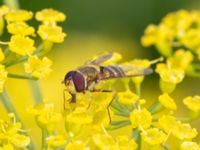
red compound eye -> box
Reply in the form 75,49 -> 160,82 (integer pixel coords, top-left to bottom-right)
65,71 -> 85,92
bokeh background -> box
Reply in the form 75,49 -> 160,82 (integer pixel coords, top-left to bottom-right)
1,0 -> 200,148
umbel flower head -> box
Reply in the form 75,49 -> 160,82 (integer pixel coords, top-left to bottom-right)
0,64 -> 7,92
28,100 -> 62,132
0,113 -> 30,148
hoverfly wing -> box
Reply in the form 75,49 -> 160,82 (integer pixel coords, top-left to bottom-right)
99,64 -> 153,80
85,53 -> 113,65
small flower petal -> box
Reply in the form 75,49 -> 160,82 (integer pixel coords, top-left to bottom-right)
9,35 -> 36,56
24,55 -> 52,79
38,25 -> 66,43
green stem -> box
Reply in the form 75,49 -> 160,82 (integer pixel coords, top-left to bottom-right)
114,111 -> 130,117
3,0 -> 19,9
8,73 -> 38,80
111,120 -> 130,126
132,129 -> 141,150
135,83 -> 141,97
3,47 -> 10,57
107,120 -> 130,130
29,80 -> 43,104
0,89 -> 36,150
177,111 -> 200,123
0,89 -> 22,123
111,100 -> 130,116
4,44 -> 43,68
148,100 -> 164,114
42,129 -> 48,149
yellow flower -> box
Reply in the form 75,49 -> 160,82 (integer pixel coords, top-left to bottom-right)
5,10 -> 33,22
130,108 -> 152,129
156,63 -> 185,84
0,5 -> 9,17
118,91 -> 139,106
46,135 -> 66,148
66,107 -> 93,125
7,22 -> 35,35
172,122 -> 198,140
141,128 -> 167,145
0,48 -> 5,62
162,10 -> 191,37
9,35 -> 36,56
167,49 -> 193,70
0,144 -> 14,150
37,24 -> 66,43
116,136 -> 137,150
0,65 -> 7,92
158,93 -> 177,110
65,140 -> 88,150
158,115 -> 177,133
180,141 -> 200,150
24,55 -> 52,79
92,133 -> 118,150
180,28 -> 200,50
28,102 -> 62,131
92,106 -> 110,126
36,8 -> 66,23
141,24 -> 158,47
141,24 -> 174,57
0,114 -> 30,148
9,134 -> 30,148
183,96 -> 200,112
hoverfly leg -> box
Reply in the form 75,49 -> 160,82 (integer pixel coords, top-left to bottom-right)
91,89 -> 116,123
107,91 -> 117,123
63,89 -> 68,110
70,93 -> 76,103
63,90 -> 76,110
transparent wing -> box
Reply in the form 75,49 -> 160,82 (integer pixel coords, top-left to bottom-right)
99,64 -> 153,80
85,53 -> 113,65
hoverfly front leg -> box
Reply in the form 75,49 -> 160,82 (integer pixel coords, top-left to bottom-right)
63,89 -> 77,110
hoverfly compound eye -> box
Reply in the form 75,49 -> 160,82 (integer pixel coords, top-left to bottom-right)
64,71 -> 76,85
64,71 -> 86,92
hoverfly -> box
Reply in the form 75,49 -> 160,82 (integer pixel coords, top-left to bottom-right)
62,53 -> 153,108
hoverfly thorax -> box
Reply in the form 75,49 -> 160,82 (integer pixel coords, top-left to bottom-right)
64,71 -> 86,93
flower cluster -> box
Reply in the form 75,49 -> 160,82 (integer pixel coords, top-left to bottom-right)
0,113 -> 30,149
0,5 -> 66,91
0,2 -> 200,150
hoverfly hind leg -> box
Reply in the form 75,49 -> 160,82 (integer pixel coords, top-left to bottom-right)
91,89 -> 116,123
107,91 -> 117,123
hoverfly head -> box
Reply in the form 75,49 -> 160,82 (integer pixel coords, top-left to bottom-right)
64,71 -> 86,93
